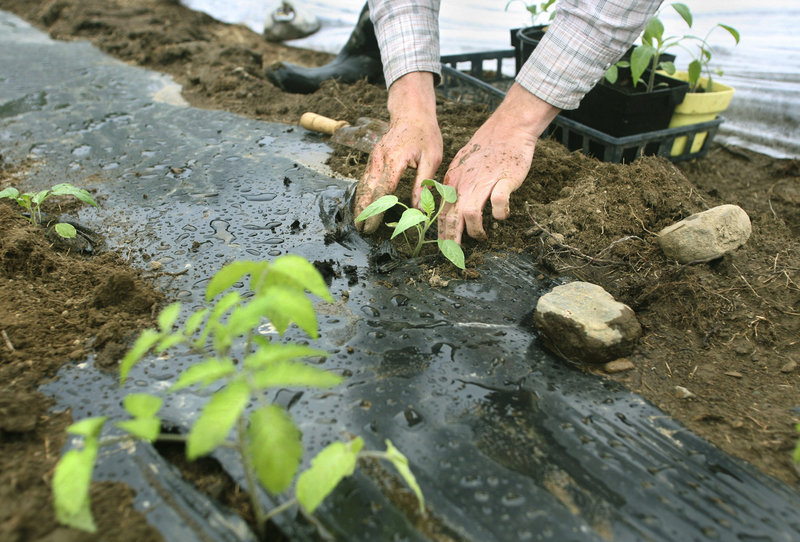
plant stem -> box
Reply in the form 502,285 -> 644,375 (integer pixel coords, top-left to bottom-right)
237,416 -> 267,538
262,497 -> 297,523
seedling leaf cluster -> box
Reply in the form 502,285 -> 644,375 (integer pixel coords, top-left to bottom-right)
605,3 -> 739,93
355,179 -> 466,269
53,255 -> 424,536
0,182 -> 97,239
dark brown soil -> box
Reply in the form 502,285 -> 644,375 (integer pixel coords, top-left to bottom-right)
0,0 -> 798,540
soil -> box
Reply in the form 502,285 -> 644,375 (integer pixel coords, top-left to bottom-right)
0,0 -> 798,540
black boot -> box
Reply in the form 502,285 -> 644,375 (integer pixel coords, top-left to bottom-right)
265,2 -> 383,94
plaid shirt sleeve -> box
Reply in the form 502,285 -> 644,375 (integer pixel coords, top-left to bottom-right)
368,0 -> 442,88
517,0 -> 664,110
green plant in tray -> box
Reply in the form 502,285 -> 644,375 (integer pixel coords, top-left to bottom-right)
0,182 -> 97,239
605,3 -> 739,94
52,255 -> 424,536
355,178 -> 466,270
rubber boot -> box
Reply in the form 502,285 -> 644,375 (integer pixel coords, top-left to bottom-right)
265,2 -> 383,94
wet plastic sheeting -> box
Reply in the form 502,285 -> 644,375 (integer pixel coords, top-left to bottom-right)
2,10 -> 800,542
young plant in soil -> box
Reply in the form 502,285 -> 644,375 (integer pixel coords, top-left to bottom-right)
0,182 -> 97,239
52,255 -> 424,536
355,178 -> 466,269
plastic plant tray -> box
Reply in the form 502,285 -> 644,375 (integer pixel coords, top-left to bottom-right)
439,51 -> 723,163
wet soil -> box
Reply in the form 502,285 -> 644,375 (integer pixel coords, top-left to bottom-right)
0,0 -> 798,540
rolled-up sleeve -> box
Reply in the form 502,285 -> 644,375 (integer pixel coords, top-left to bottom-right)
517,0 -> 664,110
368,0 -> 442,88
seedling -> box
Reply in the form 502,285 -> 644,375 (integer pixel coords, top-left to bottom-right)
52,255 -> 424,536
355,179 -> 466,270
0,182 -> 97,239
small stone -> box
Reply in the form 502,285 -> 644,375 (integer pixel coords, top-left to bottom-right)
657,204 -> 751,263
535,282 -> 641,364
150,261 -> 163,270
675,386 -> 695,399
603,358 -> 635,373
780,360 -> 797,373
68,349 -> 85,361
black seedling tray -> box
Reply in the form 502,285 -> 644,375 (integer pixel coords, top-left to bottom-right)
439,51 -> 723,163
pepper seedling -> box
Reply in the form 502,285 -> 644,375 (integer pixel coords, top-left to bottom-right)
355,179 -> 466,270
0,182 -> 97,239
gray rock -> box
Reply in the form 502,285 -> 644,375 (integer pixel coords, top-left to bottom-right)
657,204 -> 751,263
534,282 -> 642,364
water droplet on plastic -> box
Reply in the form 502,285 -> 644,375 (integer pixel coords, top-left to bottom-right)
361,305 -> 380,317
244,193 -> 277,202
391,294 -> 409,307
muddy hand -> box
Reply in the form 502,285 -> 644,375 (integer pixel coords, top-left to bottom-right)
439,83 -> 560,244
354,72 -> 442,233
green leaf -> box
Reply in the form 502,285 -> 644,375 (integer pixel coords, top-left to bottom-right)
267,254 -> 333,301
155,333 -> 185,353
0,187 -> 19,200
437,239 -> 466,270
50,183 -> 99,207
688,59 -> 702,88
186,380 -> 250,460
261,287 -> 319,338
670,3 -> 692,27
157,302 -> 181,332
53,441 -> 99,532
119,329 -> 162,384
196,291 -> 241,347
354,195 -> 398,222
169,357 -> 236,391
247,405 -> 302,494
184,308 -> 209,336
420,187 -> 435,216
244,344 -> 328,370
391,209 -> 427,239
66,417 -> 107,439
31,189 -> 50,207
296,437 -> 364,513
384,440 -> 425,514
123,393 -> 163,418
630,45 -> 656,87
604,64 -> 618,84
642,18 -> 664,44
718,24 -> 740,44
429,180 -> 457,204
659,61 -> 676,75
54,222 -> 77,239
116,418 -> 161,442
206,261 -> 265,301
794,424 -> 800,464
251,360 -> 343,389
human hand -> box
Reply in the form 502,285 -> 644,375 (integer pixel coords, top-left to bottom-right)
439,83 -> 560,244
354,72 -> 442,233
